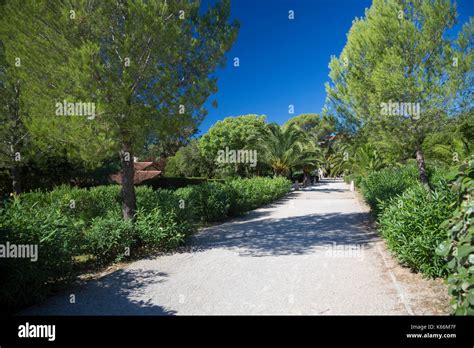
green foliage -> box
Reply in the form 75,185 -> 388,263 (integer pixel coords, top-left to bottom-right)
249,123 -> 321,177
378,182 -> 457,278
135,208 -> 192,249
165,140 -> 208,178
199,115 -> 268,177
175,182 -> 233,222
0,0 -> 239,220
173,177 -> 291,221
436,157 -> 474,315
325,0 -> 472,183
285,113 -> 321,134
227,177 -> 291,215
0,201 -> 84,310
360,165 -> 419,215
85,213 -> 134,263
344,173 -> 363,187
18,185 -> 121,222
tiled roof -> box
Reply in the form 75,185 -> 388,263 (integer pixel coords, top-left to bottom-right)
134,162 -> 154,171
110,162 -> 162,184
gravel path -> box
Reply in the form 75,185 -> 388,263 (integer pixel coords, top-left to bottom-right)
23,179 -> 445,315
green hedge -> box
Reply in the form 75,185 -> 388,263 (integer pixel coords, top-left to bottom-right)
0,177 -> 290,311
174,182 -> 234,222
360,165 -> 419,216
174,177 -> 291,221
378,181 -> 456,278
0,203 -> 84,309
228,177 -> 291,215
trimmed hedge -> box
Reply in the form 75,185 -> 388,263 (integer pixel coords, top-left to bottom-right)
0,177 -> 291,311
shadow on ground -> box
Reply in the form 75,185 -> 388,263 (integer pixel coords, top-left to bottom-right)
21,268 -> 176,315
188,212 -> 378,257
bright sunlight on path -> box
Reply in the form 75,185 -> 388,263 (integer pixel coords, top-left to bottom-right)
24,179 -> 445,315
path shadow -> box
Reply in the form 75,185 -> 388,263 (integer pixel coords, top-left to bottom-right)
21,269 -> 176,316
189,212 -> 378,257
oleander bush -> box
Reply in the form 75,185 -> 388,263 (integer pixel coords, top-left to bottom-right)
360,165 -> 419,216
378,180 -> 456,278
84,212 -> 135,263
135,207 -> 193,248
228,176 -> 291,215
174,182 -> 233,222
0,201 -> 84,310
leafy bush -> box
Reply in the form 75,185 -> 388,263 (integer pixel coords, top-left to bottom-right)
378,182 -> 456,278
84,213 -> 135,262
360,165 -> 419,215
228,177 -> 291,215
175,182 -> 233,222
135,207 -> 192,248
0,200 -> 84,310
436,158 -> 474,315
17,184 -> 121,221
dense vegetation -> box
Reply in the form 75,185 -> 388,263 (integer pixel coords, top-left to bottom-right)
0,0 -> 472,316
436,159 -> 474,315
357,159 -> 473,314
0,177 -> 290,311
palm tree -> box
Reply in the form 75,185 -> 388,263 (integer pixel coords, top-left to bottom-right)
325,143 -> 385,178
249,123 -> 321,179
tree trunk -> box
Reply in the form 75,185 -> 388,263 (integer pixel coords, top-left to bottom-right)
10,80 -> 23,195
120,141 -> 136,221
11,163 -> 22,195
303,171 -> 311,187
415,146 -> 431,189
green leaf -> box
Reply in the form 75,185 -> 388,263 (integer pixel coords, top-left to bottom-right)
457,245 -> 474,259
436,240 -> 452,257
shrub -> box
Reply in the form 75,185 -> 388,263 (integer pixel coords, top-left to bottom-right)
134,207 -> 193,249
378,182 -> 456,278
227,177 -> 291,215
360,165 -> 419,215
436,158 -> 474,315
0,200 -> 83,310
84,213 -> 135,262
174,182 -> 233,222
17,184 -> 121,221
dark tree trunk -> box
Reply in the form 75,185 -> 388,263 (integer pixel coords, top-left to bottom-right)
11,163 -> 22,194
120,141 -> 136,221
9,80 -> 23,195
303,171 -> 311,187
415,146 -> 431,189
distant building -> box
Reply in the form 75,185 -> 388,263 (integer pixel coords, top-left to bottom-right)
110,162 -> 162,184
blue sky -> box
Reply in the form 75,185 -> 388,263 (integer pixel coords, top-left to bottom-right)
198,0 -> 473,135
